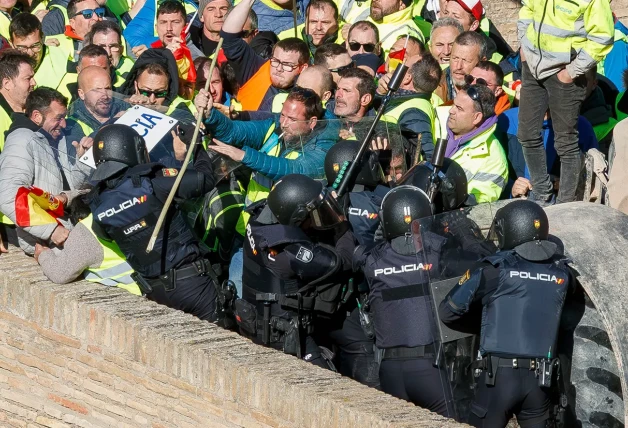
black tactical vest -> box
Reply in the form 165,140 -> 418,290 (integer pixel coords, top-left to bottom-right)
480,252 -> 570,358
364,240 -> 443,349
89,164 -> 200,278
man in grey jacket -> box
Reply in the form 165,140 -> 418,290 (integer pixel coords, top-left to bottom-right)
0,87 -> 93,255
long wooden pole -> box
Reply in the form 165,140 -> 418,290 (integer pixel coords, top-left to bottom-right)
146,38 -> 224,253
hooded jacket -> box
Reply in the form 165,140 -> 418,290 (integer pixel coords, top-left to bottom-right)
119,48 -> 180,106
0,113 -> 91,254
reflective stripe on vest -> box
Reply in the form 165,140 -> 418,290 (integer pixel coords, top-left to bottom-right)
238,61 -> 272,111
80,214 -> 142,296
384,97 -> 436,145
240,124 -> 300,228
202,190 -> 246,248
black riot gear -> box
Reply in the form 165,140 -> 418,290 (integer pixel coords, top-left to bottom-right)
92,124 -> 150,182
489,200 -> 557,261
380,185 -> 432,240
267,174 -> 345,230
396,158 -> 468,212
324,141 -> 384,189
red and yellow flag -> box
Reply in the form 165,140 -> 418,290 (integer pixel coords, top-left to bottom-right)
14,186 -> 64,227
151,30 -> 197,83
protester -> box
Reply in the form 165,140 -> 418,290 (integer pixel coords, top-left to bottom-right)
191,0 -> 231,57
468,60 -> 510,115
429,17 -> 463,66
437,30 -> 486,103
51,0 -> 104,63
313,43 -> 354,84
84,20 -> 134,88
345,21 -> 381,58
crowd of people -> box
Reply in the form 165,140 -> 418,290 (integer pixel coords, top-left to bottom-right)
0,0 -> 625,425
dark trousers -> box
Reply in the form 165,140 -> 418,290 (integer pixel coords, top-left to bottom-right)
468,369 -> 551,428
380,358 -> 452,417
518,62 -> 586,203
147,274 -> 218,322
0,224 -> 18,248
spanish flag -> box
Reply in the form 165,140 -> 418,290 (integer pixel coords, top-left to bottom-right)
14,186 -> 64,227
151,30 -> 197,83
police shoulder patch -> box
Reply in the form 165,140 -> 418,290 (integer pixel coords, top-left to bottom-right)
162,168 -> 178,177
459,269 -> 470,285
296,246 -> 313,263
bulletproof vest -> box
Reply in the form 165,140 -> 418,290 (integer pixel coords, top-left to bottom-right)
89,164 -> 200,278
241,208 -> 343,326
364,239 -> 443,349
480,252 -> 570,358
347,186 -> 388,246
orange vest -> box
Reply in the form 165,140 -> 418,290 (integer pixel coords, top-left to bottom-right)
237,61 -> 272,111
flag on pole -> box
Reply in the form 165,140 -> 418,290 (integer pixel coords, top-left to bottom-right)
14,186 -> 64,227
151,30 -> 197,83
377,34 -> 409,75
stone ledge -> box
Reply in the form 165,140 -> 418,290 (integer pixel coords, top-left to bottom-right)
0,249 -> 466,427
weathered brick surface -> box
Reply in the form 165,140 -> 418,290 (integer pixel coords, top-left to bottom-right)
0,249 -> 466,427
483,0 -> 628,50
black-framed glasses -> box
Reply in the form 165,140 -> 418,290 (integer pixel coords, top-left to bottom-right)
466,86 -> 484,116
96,43 -> 122,52
14,42 -> 42,54
329,61 -> 355,73
138,88 -> 168,98
73,7 -> 105,19
270,58 -> 302,72
348,42 -> 376,53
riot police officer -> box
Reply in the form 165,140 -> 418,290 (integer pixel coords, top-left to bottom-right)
323,141 -> 391,388
438,200 -> 572,428
354,185 -> 453,416
237,174 -> 354,368
88,124 -> 220,321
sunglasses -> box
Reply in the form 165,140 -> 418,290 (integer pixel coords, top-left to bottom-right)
348,42 -> 376,53
73,7 -> 105,19
464,74 -> 493,88
329,61 -> 355,73
138,88 -> 168,98
96,43 -> 122,52
466,86 -> 485,116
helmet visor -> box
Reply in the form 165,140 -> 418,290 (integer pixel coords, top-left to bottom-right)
308,190 -> 346,230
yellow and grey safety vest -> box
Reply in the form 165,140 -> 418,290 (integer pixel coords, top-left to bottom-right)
384,96 -> 436,144
0,96 -> 13,225
80,214 -> 142,296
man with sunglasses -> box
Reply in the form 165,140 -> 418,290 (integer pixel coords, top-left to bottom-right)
445,83 -> 507,204
346,21 -> 381,59
313,43 -> 354,84
221,0 -> 309,112
468,61 -> 509,115
47,0 -> 103,64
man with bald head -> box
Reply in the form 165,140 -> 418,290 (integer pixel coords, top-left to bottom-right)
65,65 -> 126,144
295,65 -> 334,104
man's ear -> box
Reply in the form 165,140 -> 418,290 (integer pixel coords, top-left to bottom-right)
495,86 -> 503,98
402,73 -> 413,86
2,77 -> 11,91
472,111 -> 483,127
69,17 -> 76,31
470,19 -> 480,32
31,110 -> 43,126
309,116 -> 318,129
78,88 -> 85,101
360,93 -> 372,107
322,90 -> 332,103
398,0 -> 407,10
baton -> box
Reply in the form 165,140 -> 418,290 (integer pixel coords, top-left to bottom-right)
146,38 -> 224,253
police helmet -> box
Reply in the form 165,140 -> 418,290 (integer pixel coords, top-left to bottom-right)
396,158 -> 468,212
324,140 -> 384,189
91,124 -> 150,182
379,185 -> 433,240
267,174 -> 346,229
489,200 -> 557,261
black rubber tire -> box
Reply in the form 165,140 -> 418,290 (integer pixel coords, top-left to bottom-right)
568,293 -> 624,428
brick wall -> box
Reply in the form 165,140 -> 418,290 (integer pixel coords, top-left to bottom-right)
483,0 -> 628,50
0,249 -> 466,428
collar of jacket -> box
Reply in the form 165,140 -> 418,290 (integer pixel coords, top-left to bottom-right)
447,116 -> 498,156
8,112 -> 39,134
0,92 -> 15,116
64,25 -> 83,41
69,98 -> 126,129
376,6 -> 414,25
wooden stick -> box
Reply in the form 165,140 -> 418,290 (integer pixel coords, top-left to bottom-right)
413,133 -> 422,166
146,38 -> 224,253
